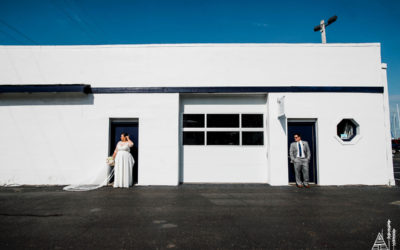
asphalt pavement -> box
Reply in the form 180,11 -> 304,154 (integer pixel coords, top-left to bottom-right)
0,183 -> 399,249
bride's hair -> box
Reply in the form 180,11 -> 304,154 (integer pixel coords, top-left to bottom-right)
121,132 -> 129,137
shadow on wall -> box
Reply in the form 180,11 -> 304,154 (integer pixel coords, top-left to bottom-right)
279,116 -> 287,135
180,93 -> 267,106
0,93 -> 94,106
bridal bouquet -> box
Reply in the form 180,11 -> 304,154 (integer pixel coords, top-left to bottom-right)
106,156 -> 115,166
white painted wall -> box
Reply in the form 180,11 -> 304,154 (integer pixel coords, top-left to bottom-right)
0,43 -> 382,87
180,94 -> 268,183
381,64 -> 395,185
267,92 -> 393,185
0,93 -> 180,186
0,43 -> 393,186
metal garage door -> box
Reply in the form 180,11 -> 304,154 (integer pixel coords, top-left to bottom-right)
180,94 -> 268,183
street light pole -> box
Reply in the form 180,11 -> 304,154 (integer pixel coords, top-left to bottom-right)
320,20 -> 326,44
314,16 -> 337,43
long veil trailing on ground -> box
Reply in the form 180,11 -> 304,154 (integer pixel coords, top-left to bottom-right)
63,164 -> 114,191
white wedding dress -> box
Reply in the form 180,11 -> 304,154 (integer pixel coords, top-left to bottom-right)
63,165 -> 114,191
113,141 -> 135,188
63,141 -> 135,191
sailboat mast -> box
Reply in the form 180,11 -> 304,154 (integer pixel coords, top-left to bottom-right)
397,104 -> 400,139
393,113 -> 397,139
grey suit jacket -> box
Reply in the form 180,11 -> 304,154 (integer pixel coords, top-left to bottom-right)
289,140 -> 311,163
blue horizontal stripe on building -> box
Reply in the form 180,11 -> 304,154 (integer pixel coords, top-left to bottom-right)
0,84 -> 384,94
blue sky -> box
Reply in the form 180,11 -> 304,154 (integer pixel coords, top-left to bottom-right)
1,0 -> 399,131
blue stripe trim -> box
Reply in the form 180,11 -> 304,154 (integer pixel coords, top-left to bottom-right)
90,86 -> 384,94
0,85 -> 384,94
0,84 -> 91,94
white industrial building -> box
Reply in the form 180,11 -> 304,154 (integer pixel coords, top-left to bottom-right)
0,43 -> 395,186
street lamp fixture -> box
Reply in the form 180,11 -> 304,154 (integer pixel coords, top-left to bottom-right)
314,15 -> 337,43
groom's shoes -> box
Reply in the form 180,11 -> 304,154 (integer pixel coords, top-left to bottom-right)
296,184 -> 304,188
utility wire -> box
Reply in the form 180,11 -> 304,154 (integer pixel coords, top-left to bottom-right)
52,0 -> 96,43
71,0 -> 111,44
0,18 -> 37,44
63,0 -> 102,43
0,28 -> 24,44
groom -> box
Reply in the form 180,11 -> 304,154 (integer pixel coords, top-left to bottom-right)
289,133 -> 311,188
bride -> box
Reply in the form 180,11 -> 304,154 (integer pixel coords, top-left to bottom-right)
63,132 -> 135,191
112,133 -> 135,188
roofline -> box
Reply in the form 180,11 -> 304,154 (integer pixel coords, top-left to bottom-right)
0,43 -> 381,49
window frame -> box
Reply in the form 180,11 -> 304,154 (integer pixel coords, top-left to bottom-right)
242,131 -> 264,146
337,119 -> 357,141
181,112 -> 265,146
206,114 -> 240,128
182,131 -> 205,145
206,131 -> 240,145
241,114 -> 264,128
182,114 -> 205,128
334,118 -> 362,145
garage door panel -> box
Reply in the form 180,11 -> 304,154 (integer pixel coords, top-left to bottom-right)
183,147 -> 267,183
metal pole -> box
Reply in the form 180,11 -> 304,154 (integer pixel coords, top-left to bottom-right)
320,20 -> 326,44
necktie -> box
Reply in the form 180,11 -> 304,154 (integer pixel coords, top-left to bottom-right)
298,142 -> 302,157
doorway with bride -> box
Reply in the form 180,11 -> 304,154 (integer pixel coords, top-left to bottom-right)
109,118 -> 139,185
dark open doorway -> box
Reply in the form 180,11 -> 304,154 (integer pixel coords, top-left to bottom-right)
287,121 -> 318,184
109,118 -> 139,185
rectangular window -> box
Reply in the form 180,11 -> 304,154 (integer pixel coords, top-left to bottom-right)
242,132 -> 264,145
207,114 -> 239,128
183,114 -> 205,128
183,132 -> 205,145
207,131 -> 239,145
182,113 -> 264,146
242,114 -> 263,128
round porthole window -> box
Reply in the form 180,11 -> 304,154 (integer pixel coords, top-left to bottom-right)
336,119 -> 359,141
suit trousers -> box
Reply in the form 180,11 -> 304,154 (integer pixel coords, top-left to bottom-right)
293,158 -> 309,186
